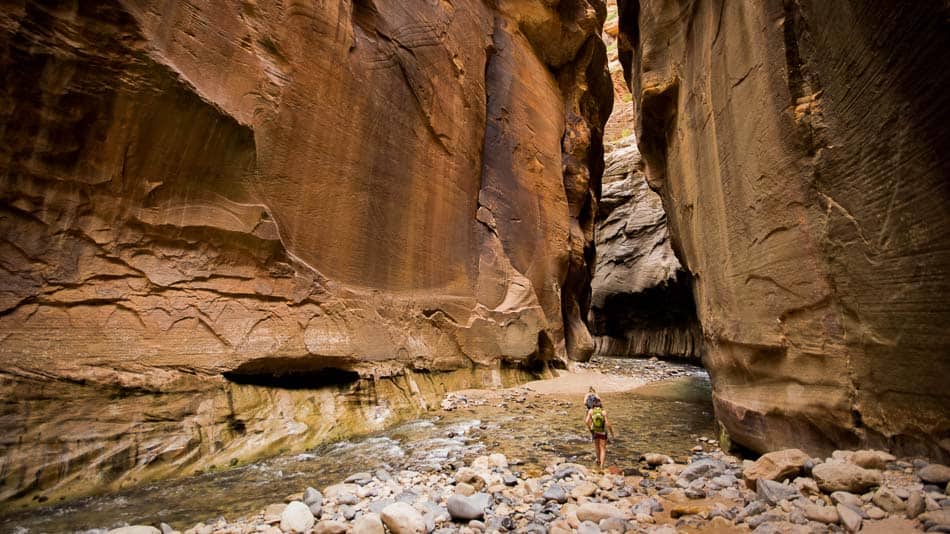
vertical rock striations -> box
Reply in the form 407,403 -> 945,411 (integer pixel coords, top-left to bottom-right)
590,141 -> 701,360
618,0 -> 950,459
0,0 -> 611,504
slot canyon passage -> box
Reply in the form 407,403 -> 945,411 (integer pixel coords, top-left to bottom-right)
0,0 -> 949,532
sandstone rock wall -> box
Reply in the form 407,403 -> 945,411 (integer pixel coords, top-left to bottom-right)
590,140 -> 701,360
0,0 -> 611,504
618,0 -> 950,459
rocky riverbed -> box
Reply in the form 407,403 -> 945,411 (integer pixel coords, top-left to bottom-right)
101,444 -> 950,534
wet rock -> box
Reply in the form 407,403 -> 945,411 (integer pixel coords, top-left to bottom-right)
447,493 -> 489,521
351,513 -> 385,534
543,485 -> 569,504
851,450 -> 895,470
812,463 -> 882,493
577,521 -> 600,534
381,502 -> 426,534
312,521 -> 347,534
743,449 -> 811,489
801,503 -> 839,524
280,501 -> 315,533
576,503 -> 626,523
756,479 -> 801,505
920,464 -> 950,486
872,487 -> 905,513
836,504 -> 863,533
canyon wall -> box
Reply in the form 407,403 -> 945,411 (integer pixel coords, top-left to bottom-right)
590,140 -> 700,360
618,0 -> 950,459
0,0 -> 611,504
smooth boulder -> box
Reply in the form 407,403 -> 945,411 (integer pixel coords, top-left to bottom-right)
280,501 -> 316,533
742,449 -> 810,488
381,502 -> 426,534
576,503 -> 627,523
812,463 -> 882,493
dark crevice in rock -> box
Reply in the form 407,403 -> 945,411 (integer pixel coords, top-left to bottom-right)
223,358 -> 360,390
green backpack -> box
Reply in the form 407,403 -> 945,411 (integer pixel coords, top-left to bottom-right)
592,407 -> 606,432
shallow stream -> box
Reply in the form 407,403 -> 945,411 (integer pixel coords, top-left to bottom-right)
0,362 -> 714,532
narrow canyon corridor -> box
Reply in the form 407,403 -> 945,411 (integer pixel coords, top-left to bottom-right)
0,0 -> 948,533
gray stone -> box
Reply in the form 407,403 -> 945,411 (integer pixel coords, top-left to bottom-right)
447,493 -> 488,521
598,517 -> 628,532
576,521 -> 601,534
737,500 -> 767,522
746,512 -> 783,528
836,504 -> 862,533
304,487 -> 324,506
680,459 -> 724,481
631,497 -> 663,516
542,485 -> 568,504
340,504 -> 358,520
920,464 -> 950,485
346,472 -> 373,485
159,524 -> 174,534
756,479 -> 801,505
281,501 -> 316,533
369,499 -> 396,514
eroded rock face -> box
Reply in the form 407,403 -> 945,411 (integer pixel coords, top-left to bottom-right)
590,140 -> 701,359
618,0 -> 950,458
0,0 -> 611,504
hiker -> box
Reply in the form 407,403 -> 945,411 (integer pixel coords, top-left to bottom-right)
584,386 -> 599,410
585,397 -> 615,469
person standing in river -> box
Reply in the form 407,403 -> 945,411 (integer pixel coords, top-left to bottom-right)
585,397 -> 615,470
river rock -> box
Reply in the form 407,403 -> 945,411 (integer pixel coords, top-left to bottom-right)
381,502 -> 426,534
631,497 -> 663,516
802,503 -> 839,524
680,458 -> 724,481
109,528 -> 161,534
866,505 -> 886,520
792,477 -> 819,496
905,490 -> 926,519
312,521 -> 347,534
812,463 -> 882,493
830,491 -> 864,509
598,517 -> 628,532
350,514 -> 385,534
447,493 -> 488,520
571,482 -> 598,499
303,488 -> 323,507
489,454 -> 508,468
836,504 -> 863,533
280,501 -> 315,533
851,450 -> 895,470
919,464 -> 950,485
576,521 -> 601,534
542,485 -> 568,504
743,449 -> 811,488
871,487 -> 905,513
756,479 -> 801,505
920,510 -> 950,532
576,503 -> 626,523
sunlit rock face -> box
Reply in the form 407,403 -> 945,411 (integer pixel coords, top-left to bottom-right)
0,0 -> 611,504
618,0 -> 950,459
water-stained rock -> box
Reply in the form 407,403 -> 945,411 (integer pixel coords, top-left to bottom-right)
618,0 -> 950,460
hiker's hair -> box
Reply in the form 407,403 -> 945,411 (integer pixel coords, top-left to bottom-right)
592,398 -> 603,407
588,386 -> 596,393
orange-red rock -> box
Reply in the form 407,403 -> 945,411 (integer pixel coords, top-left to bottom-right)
0,0 -> 611,504
618,0 -> 950,459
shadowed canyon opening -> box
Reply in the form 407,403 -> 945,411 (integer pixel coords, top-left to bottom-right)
1,0 -> 949,532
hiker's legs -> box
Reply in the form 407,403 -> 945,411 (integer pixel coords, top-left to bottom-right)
596,438 -> 606,468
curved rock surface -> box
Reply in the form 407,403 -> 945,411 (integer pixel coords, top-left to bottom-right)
618,0 -> 950,458
0,0 -> 611,504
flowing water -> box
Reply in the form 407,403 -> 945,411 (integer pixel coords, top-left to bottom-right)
0,365 -> 714,533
